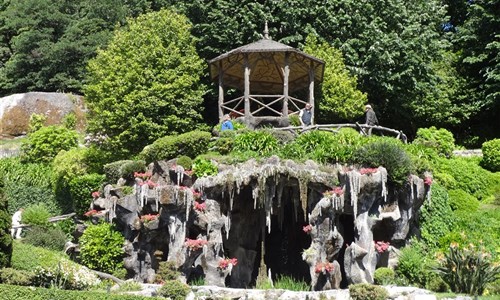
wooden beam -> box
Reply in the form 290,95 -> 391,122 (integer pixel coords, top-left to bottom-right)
218,60 -> 224,120
244,54 -> 250,120
282,53 -> 290,117
309,61 -> 315,125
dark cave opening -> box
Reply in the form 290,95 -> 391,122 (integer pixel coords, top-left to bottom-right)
263,188 -> 311,284
337,214 -> 355,288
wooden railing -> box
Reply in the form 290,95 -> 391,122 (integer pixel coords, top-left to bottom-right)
222,95 -> 308,117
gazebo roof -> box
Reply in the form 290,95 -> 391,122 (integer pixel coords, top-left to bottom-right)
208,37 -> 325,94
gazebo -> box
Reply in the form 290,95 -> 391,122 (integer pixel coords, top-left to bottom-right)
208,24 -> 325,128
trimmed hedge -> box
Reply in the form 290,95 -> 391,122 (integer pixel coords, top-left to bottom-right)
68,173 -> 106,215
103,160 -> 146,183
0,284 -> 159,300
481,138 -> 500,172
139,130 -> 211,163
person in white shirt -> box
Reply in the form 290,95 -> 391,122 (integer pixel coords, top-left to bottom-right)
11,208 -> 24,239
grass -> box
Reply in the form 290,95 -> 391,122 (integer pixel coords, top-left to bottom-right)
11,240 -> 69,271
0,136 -> 25,150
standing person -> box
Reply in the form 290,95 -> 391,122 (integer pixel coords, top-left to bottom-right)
11,208 -> 24,239
364,104 -> 378,126
221,114 -> 234,131
299,103 -> 313,126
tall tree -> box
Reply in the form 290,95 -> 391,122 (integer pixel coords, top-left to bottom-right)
84,9 -> 206,158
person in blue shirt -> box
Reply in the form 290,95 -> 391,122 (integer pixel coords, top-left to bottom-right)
221,114 -> 234,131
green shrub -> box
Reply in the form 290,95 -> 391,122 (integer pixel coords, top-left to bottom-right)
419,184 -> 455,249
396,244 -> 434,288
436,243 -> 500,296
0,175 -> 12,268
404,143 -> 440,174
24,225 -> 68,251
155,261 -> 179,283
289,114 -> 301,126
11,240 -> 65,271
69,174 -> 106,215
232,130 -> 279,156
273,275 -> 309,291
79,223 -> 124,273
28,113 -> 47,133
176,155 -> 193,170
448,189 -> 479,212
348,283 -> 388,300
278,141 -> 308,161
0,268 -> 33,286
157,280 -> 190,300
192,157 -> 218,177
413,126 -> 455,157
20,125 -> 79,163
56,218 -> 76,240
481,139 -> 500,172
374,267 -> 395,285
0,158 -> 59,215
326,128 -> 368,163
52,148 -> 89,182
267,130 -> 296,145
211,137 -> 234,155
22,203 -> 51,227
62,112 -> 77,130
353,140 -> 414,185
103,160 -> 146,183
139,130 -> 211,163
0,284 -> 154,299
113,281 -> 142,292
425,274 -> 449,293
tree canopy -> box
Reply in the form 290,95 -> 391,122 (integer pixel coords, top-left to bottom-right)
84,8 -> 206,158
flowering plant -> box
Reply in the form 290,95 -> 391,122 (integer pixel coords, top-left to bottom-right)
194,201 -> 206,211
140,214 -> 159,223
323,187 -> 344,197
192,189 -> 202,200
302,224 -> 312,234
185,238 -> 208,251
139,179 -> 157,189
424,176 -> 433,186
314,262 -> 335,274
374,241 -> 390,253
91,191 -> 100,199
218,258 -> 238,270
134,172 -> 152,180
184,170 -> 194,176
84,209 -> 99,217
360,168 -> 378,175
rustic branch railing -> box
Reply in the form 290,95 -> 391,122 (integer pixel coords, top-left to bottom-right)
11,212 -> 76,229
222,94 -> 309,117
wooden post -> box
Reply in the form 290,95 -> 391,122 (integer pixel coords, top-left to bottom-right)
244,54 -> 250,122
282,52 -> 290,117
308,61 -> 315,125
218,61 -> 224,120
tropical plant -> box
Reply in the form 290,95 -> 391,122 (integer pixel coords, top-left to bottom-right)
85,8 -> 207,158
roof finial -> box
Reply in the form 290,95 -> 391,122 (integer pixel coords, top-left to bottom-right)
264,21 -> 270,39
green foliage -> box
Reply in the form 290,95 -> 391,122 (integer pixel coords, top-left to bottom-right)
85,8 -> 207,158
79,223 -> 124,273
22,203 -> 51,227
157,280 -> 190,300
353,140 -> 414,185
348,283 -> 389,300
303,35 -> 366,122
139,130 -> 212,163
448,189 -> 479,212
404,143 -> 440,175
232,130 -> 279,157
176,156 -> 193,170
119,161 -> 147,181
28,114 -> 47,133
155,261 -> 179,283
436,243 -> 500,296
435,157 -> 498,201
273,275 -> 309,291
211,137 -> 234,155
413,127 -> 456,157
0,175 -> 12,268
113,281 -> 142,292
0,268 -> 33,286
52,148 -> 89,182
69,173 -> 106,215
192,158 -> 218,177
419,184 -> 455,249
289,115 -> 301,126
62,113 -> 77,130
396,243 -> 435,288
481,139 -> 500,172
425,274 -> 449,293
24,225 -> 67,251
0,283 -> 155,299
20,126 -> 79,164
374,267 -> 396,285
103,160 -> 146,183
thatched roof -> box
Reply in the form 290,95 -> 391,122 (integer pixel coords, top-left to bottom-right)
209,38 -> 325,94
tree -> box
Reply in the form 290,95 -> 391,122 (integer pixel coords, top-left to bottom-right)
302,35 -> 366,123
84,9 -> 206,158
0,174 -> 13,268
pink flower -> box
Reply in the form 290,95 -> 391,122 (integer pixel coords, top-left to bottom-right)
218,258 -> 238,270
323,187 -> 344,197
84,209 -> 99,217
360,168 -> 378,175
194,201 -> 206,212
424,176 -> 433,186
192,189 -> 202,200
140,214 -> 159,223
139,179 -> 158,188
185,238 -> 208,251
314,262 -> 335,274
303,224 -> 313,234
184,170 -> 194,176
374,241 -> 390,253
134,172 -> 152,180
91,191 -> 100,199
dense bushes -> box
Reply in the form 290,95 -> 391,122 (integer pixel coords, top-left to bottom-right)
232,130 -> 279,157
374,267 -> 395,285
413,126 -> 455,157
0,175 -> 12,268
79,223 -> 124,273
448,189 -> 479,212
24,225 -> 68,251
20,125 -> 79,163
349,283 -> 388,300
103,160 -> 146,183
0,284 -> 153,299
157,280 -> 190,300
68,174 -> 106,215
481,138 -> 500,172
139,130 -> 211,163
21,203 -> 51,227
